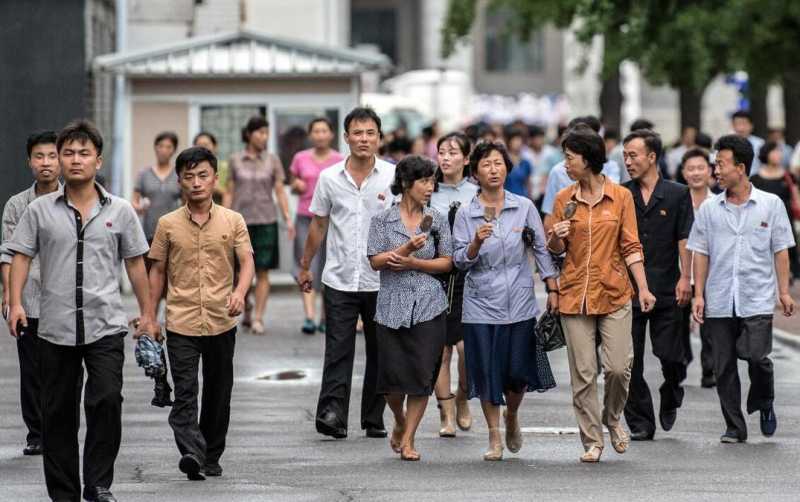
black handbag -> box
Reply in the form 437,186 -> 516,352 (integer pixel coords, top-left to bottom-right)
536,310 -> 566,351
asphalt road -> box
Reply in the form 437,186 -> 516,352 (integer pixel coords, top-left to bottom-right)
1,290 -> 799,501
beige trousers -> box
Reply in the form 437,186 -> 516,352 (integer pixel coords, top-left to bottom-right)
561,302 -> 633,450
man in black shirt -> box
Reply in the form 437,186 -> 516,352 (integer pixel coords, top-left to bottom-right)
622,129 -> 694,440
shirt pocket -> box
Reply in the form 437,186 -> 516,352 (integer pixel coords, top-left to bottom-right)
750,226 -> 772,254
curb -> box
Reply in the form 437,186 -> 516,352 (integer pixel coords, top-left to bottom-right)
774,328 -> 800,351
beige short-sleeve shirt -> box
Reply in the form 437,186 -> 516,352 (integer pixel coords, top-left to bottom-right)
149,204 -> 253,336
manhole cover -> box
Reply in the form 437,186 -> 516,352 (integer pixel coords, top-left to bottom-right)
258,370 -> 307,381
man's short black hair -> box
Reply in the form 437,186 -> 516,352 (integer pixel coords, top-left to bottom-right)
241,115 -> 269,143
344,107 -> 382,136
731,110 -> 753,123
623,129 -> 663,160
714,134 -> 754,172
527,124 -> 545,138
390,155 -> 437,196
758,141 -> 781,165
26,130 -> 57,157
154,131 -> 179,148
193,131 -> 217,146
567,115 -> 602,133
504,127 -> 525,143
680,147 -> 711,170
561,128 -> 607,174
604,128 -> 620,142
630,118 -> 655,132
387,137 -> 412,155
308,117 -> 335,134
57,119 -> 103,155
695,131 -> 713,149
175,146 -> 218,176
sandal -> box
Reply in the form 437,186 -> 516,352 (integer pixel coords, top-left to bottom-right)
580,446 -> 603,463
607,424 -> 630,454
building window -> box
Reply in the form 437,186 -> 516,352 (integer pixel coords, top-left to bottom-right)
484,9 -> 544,73
199,105 -> 267,163
273,109 -> 340,173
351,7 -> 398,64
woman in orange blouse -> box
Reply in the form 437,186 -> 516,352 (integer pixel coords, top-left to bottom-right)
547,125 -> 656,463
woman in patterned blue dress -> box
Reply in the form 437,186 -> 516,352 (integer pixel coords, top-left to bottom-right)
367,155 -> 453,461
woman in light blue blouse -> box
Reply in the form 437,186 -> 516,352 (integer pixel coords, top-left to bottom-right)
430,132 -> 478,437
452,141 -> 559,461
367,155 -> 453,461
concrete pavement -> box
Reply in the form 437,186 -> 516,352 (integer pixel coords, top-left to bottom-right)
1,289 -> 799,501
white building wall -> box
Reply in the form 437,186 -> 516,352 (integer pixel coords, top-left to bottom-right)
244,0 -> 348,46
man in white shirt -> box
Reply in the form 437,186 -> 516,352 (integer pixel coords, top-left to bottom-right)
299,107 -> 394,439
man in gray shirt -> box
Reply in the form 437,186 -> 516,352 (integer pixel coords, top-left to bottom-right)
6,120 -> 155,502
1,130 -> 61,456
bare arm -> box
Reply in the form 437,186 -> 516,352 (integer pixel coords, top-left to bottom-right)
223,179 -> 234,209
691,252 -> 709,323
7,253 -> 32,337
146,259 -> 167,322
124,255 -> 154,333
274,179 -> 295,239
228,245 -> 255,317
298,215 -> 329,292
1,262 -> 9,313
675,239 -> 692,305
775,249 -> 795,316
131,190 -> 144,214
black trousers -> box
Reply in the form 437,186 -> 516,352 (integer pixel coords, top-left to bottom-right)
705,315 -> 774,440
317,287 -> 385,430
167,327 -> 236,465
624,305 -> 688,435
17,318 -> 42,445
39,334 -> 124,501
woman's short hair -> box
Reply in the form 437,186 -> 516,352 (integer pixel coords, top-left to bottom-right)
758,141 -> 781,165
468,141 -> 514,177
390,155 -> 437,196
561,126 -> 607,174
241,115 -> 269,143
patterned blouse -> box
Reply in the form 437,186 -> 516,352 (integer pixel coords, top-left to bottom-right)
367,205 -> 453,329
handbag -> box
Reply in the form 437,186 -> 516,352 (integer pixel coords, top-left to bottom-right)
535,310 -> 566,351
783,171 -> 800,220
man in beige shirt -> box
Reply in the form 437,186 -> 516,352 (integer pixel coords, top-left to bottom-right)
147,146 -> 254,480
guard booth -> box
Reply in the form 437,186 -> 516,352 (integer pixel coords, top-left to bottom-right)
94,28 -> 388,281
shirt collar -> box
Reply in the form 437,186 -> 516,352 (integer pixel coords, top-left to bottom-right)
182,201 -> 217,220
241,149 -> 264,161
56,181 -> 111,206
336,156 -> 383,176
467,189 -> 519,217
721,184 -> 760,207
438,177 -> 471,190
570,175 -> 613,204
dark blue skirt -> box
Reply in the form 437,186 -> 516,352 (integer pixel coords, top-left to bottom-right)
463,318 -> 556,405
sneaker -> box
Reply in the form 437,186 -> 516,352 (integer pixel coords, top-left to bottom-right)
203,462 -> 223,477
179,453 -> 205,481
760,406 -> 777,437
720,432 -> 746,444
301,318 -> 316,335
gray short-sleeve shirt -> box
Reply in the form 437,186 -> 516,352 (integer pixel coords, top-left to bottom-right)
5,183 -> 149,346
135,166 -> 181,240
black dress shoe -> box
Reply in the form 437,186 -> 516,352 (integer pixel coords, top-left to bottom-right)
179,453 -> 205,481
316,411 -> 347,439
23,442 -> 42,455
720,431 -> 746,443
630,430 -> 654,441
203,462 -> 223,477
700,374 -> 716,388
760,406 -> 777,437
83,486 -> 117,502
660,407 -> 678,431
365,427 -> 388,438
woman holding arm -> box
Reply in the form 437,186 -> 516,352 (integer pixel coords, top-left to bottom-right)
452,142 -> 559,461
367,155 -> 453,461
547,126 -> 656,463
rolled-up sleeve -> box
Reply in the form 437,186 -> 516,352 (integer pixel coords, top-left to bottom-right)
452,207 -> 478,270
527,202 -> 558,278
309,174 -> 331,217
5,205 -> 39,258
686,204 -> 709,255
771,198 -> 796,253
366,213 -> 387,257
618,190 -> 643,266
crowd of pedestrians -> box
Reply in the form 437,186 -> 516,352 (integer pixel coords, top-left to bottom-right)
1,105 -> 797,501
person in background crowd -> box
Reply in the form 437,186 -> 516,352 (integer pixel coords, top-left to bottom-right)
423,122 -> 441,159
621,129 -> 694,441
193,131 -> 229,205
548,126 -> 656,463
526,124 -> 558,208
1,130 -> 62,457
147,146 -> 254,481
298,107 -> 392,440
6,120 -> 155,502
290,118 -> 344,335
689,135 -> 795,443
766,128 -> 793,169
666,126 -> 699,179
430,132 -> 477,438
385,137 -> 413,164
604,128 -> 620,155
453,141 -> 558,462
541,116 -> 623,231
132,131 -> 181,245
503,128 -> 533,198
731,110 -> 765,175
751,141 -> 800,279
367,155 -> 452,461
680,147 -> 716,388
226,116 -> 294,335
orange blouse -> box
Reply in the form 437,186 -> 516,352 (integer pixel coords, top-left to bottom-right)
550,179 -> 643,315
